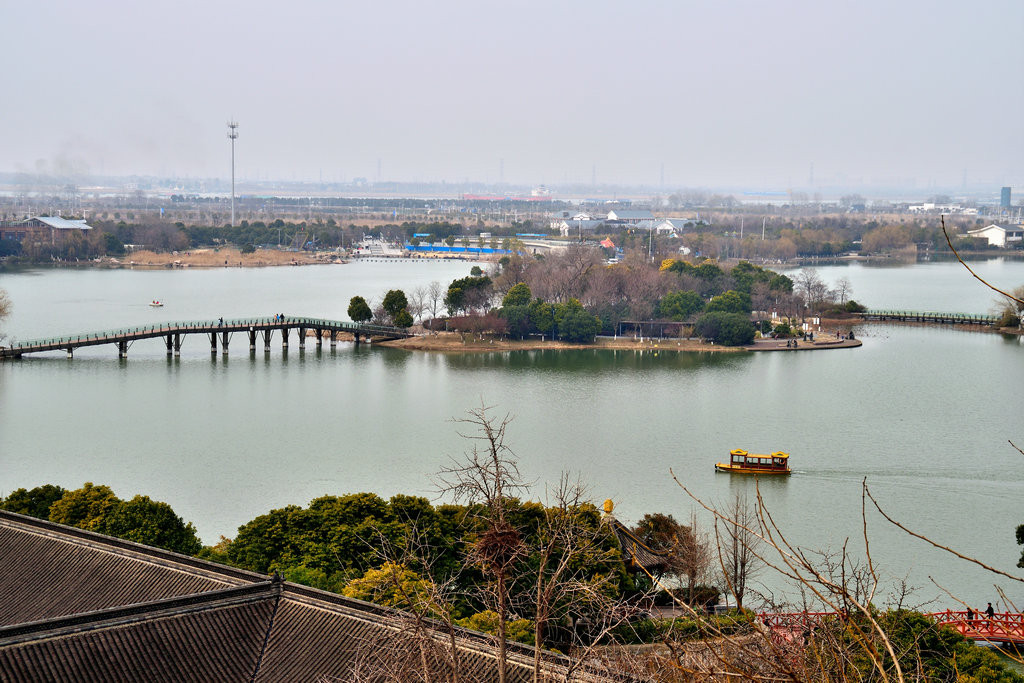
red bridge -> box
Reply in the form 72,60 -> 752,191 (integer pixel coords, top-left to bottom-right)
759,610 -> 1024,646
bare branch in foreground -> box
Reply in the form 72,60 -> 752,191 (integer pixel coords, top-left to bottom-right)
864,482 -> 1024,585
941,216 -> 1024,305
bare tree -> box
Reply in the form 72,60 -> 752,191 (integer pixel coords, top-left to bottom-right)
343,521 -> 468,683
834,276 -> 853,306
622,256 -> 665,321
526,474 -> 628,682
426,281 -> 444,321
679,511 -> 713,606
793,268 -> 832,314
491,254 -> 531,299
0,288 -> 10,343
436,405 -> 529,683
714,492 -> 762,611
409,286 -> 428,323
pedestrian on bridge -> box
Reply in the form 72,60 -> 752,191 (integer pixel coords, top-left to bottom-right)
986,603 -> 995,620
967,606 -> 974,626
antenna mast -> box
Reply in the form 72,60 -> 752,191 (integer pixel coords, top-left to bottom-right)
227,120 -> 239,226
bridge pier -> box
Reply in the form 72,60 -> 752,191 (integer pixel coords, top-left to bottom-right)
330,331 -> 337,348
165,334 -> 184,356
262,329 -> 272,352
281,327 -> 289,349
298,327 -> 307,349
118,341 -> 128,359
66,348 -> 73,359
209,333 -> 218,354
354,332 -> 361,344
248,327 -> 257,351
315,328 -> 323,348
221,331 -> 229,354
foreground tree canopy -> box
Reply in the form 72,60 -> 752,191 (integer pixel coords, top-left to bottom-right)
1,482 -> 202,555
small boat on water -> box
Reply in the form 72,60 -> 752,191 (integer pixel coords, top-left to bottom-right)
149,300 -> 163,307
715,449 -> 791,475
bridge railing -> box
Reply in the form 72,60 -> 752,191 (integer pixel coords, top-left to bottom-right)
863,310 -> 999,322
932,610 -> 1024,639
760,610 -> 1024,643
6,316 -> 412,350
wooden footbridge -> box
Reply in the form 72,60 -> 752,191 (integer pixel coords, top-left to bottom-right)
759,610 -> 1024,646
860,310 -> 999,326
0,316 -> 415,359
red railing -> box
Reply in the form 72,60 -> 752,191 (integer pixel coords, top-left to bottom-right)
931,610 -> 1024,643
758,610 -> 1024,644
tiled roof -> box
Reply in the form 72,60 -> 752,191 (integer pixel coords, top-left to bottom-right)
0,584 -> 275,682
0,511 -> 259,626
0,510 -> 610,682
605,517 -> 672,574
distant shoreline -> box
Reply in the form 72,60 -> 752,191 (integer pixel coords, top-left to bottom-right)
373,331 -> 862,354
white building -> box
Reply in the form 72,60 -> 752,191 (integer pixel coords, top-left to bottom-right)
966,224 -> 1024,248
553,219 -> 605,237
607,209 -> 655,224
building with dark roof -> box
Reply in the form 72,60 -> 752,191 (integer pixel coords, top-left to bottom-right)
600,503 -> 672,577
0,216 -> 93,245
966,223 -> 1024,248
0,510 -> 614,682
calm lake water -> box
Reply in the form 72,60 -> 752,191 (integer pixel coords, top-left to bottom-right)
1,258 -> 1023,609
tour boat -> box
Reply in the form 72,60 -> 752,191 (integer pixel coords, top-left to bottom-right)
715,449 -> 791,475
149,300 -> 163,307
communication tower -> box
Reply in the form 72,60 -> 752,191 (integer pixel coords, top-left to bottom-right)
227,121 -> 239,226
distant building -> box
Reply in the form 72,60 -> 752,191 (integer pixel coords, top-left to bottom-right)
966,223 -> 1024,248
0,216 -> 93,245
1002,187 -> 1012,209
606,209 -> 654,224
553,218 -> 605,236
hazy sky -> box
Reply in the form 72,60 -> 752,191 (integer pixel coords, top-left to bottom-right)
3,0 -> 1022,189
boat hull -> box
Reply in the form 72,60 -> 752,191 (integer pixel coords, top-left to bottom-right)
715,463 -> 791,475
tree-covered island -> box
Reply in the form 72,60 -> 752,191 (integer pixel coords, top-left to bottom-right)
348,249 -> 864,348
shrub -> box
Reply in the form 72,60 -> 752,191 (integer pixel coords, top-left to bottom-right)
457,610 -> 534,645
558,309 -> 600,343
997,309 -> 1020,328
657,290 -> 705,320
694,312 -> 755,346
611,610 -> 756,645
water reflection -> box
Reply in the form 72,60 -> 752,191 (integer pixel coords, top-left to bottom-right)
438,348 -> 753,374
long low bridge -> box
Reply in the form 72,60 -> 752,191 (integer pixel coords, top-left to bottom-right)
860,310 -> 999,326
0,316 -> 416,359
760,610 -> 1024,646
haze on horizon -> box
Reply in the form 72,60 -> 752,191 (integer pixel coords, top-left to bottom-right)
2,0 -> 1021,191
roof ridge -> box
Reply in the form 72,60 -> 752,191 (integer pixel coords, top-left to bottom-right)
0,581 -> 277,645
0,509 -> 264,585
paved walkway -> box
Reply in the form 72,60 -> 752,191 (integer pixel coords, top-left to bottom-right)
744,337 -> 862,352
